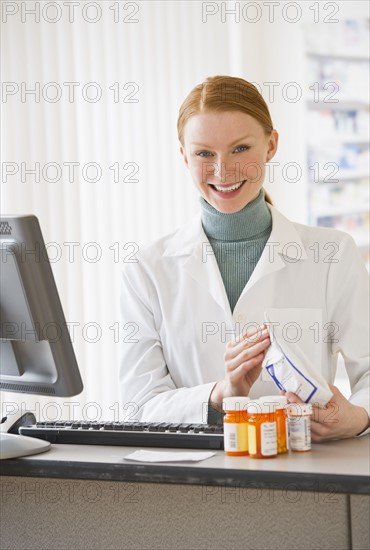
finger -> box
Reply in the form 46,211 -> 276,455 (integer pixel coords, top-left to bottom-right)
312,401 -> 340,427
228,352 -> 265,383
229,363 -> 263,388
327,385 -> 344,401
229,324 -> 266,345
225,338 -> 270,372
286,394 -> 332,423
242,324 -> 268,344
285,392 -> 305,405
310,419 -> 336,442
227,328 -> 270,359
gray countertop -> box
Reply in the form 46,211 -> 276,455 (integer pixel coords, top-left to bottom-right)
1,436 -> 369,494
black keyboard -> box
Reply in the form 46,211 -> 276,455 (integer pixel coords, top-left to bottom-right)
19,421 -> 224,450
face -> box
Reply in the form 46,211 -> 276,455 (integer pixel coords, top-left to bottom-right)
180,110 -> 278,214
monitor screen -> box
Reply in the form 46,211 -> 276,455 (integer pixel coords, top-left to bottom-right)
0,215 -> 83,397
0,215 -> 83,459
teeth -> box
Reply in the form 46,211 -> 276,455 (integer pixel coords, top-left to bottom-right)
214,181 -> 245,193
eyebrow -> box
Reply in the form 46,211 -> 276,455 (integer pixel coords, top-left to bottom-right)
190,135 -> 253,148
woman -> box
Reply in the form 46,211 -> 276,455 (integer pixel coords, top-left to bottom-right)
120,75 -> 369,441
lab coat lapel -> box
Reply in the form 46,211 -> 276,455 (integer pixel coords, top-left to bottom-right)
162,205 -> 308,314
184,238 -> 232,316
238,204 -> 308,299
162,215 -> 232,316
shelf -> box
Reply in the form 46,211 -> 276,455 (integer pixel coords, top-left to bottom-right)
336,171 -> 370,181
308,135 -> 370,145
305,18 -> 370,253
313,205 -> 369,218
310,171 -> 370,183
336,135 -> 370,144
306,99 -> 370,111
306,50 -> 370,62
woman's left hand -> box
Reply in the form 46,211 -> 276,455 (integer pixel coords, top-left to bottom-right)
284,385 -> 370,442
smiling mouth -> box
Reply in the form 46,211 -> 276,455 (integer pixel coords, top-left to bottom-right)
210,180 -> 246,193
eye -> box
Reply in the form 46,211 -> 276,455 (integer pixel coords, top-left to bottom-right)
195,151 -> 213,158
234,145 -> 251,153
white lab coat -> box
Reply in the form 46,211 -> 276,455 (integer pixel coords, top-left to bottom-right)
119,204 -> 370,427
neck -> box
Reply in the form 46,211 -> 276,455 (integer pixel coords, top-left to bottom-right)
200,189 -> 272,242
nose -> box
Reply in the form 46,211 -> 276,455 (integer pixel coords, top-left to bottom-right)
216,155 -> 240,184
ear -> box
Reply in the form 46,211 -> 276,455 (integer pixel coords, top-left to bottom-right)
266,130 -> 279,162
179,144 -> 189,167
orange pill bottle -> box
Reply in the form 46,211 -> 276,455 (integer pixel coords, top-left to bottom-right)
261,396 -> 288,454
223,397 -> 250,456
247,400 -> 277,458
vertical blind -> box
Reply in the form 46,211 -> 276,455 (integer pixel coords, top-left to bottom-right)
2,1 -> 271,420
3,1 -> 362,419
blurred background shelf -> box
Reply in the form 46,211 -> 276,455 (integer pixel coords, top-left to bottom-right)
304,16 -> 370,272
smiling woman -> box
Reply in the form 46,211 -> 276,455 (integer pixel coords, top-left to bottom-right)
119,75 -> 370,442
177,76 -> 277,212
179,110 -> 277,213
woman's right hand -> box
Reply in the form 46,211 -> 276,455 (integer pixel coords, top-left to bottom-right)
209,324 -> 271,409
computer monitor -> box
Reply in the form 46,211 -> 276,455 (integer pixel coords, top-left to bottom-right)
0,215 -> 83,459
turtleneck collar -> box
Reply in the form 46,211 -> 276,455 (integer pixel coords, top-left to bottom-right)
200,189 -> 272,242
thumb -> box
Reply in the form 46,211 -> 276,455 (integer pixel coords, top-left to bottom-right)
328,384 -> 340,396
285,391 -> 305,404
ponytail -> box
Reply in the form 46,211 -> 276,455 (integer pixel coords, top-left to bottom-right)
264,190 -> 273,205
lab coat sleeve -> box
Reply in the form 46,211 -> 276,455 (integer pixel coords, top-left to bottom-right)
327,234 -> 370,435
119,260 -> 215,424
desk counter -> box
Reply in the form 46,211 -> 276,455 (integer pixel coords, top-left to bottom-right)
1,437 -> 369,550
0,436 -> 370,493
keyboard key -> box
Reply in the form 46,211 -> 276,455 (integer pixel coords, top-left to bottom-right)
157,423 -> 171,431
178,424 -> 191,433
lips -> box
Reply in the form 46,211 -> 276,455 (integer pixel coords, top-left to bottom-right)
209,180 -> 247,196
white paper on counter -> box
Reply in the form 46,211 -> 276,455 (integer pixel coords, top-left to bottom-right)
123,450 -> 216,463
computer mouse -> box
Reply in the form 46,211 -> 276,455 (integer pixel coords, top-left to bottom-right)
0,411 -> 37,434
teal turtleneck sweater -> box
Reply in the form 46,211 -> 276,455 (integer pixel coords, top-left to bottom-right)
200,189 -> 272,313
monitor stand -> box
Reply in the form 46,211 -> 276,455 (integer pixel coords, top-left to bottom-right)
0,432 -> 51,460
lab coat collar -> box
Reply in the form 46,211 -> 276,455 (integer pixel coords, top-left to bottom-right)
162,204 -> 308,313
240,204 -> 308,299
162,212 -> 231,314
266,204 -> 308,261
163,204 -> 308,261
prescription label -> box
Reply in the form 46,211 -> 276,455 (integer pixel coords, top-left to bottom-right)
224,422 -> 248,453
248,425 -> 257,455
288,417 -> 311,451
261,422 -> 277,456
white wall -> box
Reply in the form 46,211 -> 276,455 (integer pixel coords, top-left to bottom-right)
1,1 -> 367,419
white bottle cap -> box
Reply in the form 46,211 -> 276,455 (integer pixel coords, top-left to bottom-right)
247,400 -> 275,415
260,395 -> 288,410
286,403 -> 313,416
222,396 -> 250,411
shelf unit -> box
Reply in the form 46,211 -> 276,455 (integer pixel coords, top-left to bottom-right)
303,18 -> 370,271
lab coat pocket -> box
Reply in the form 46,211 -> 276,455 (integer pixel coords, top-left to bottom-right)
261,308 -> 323,382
